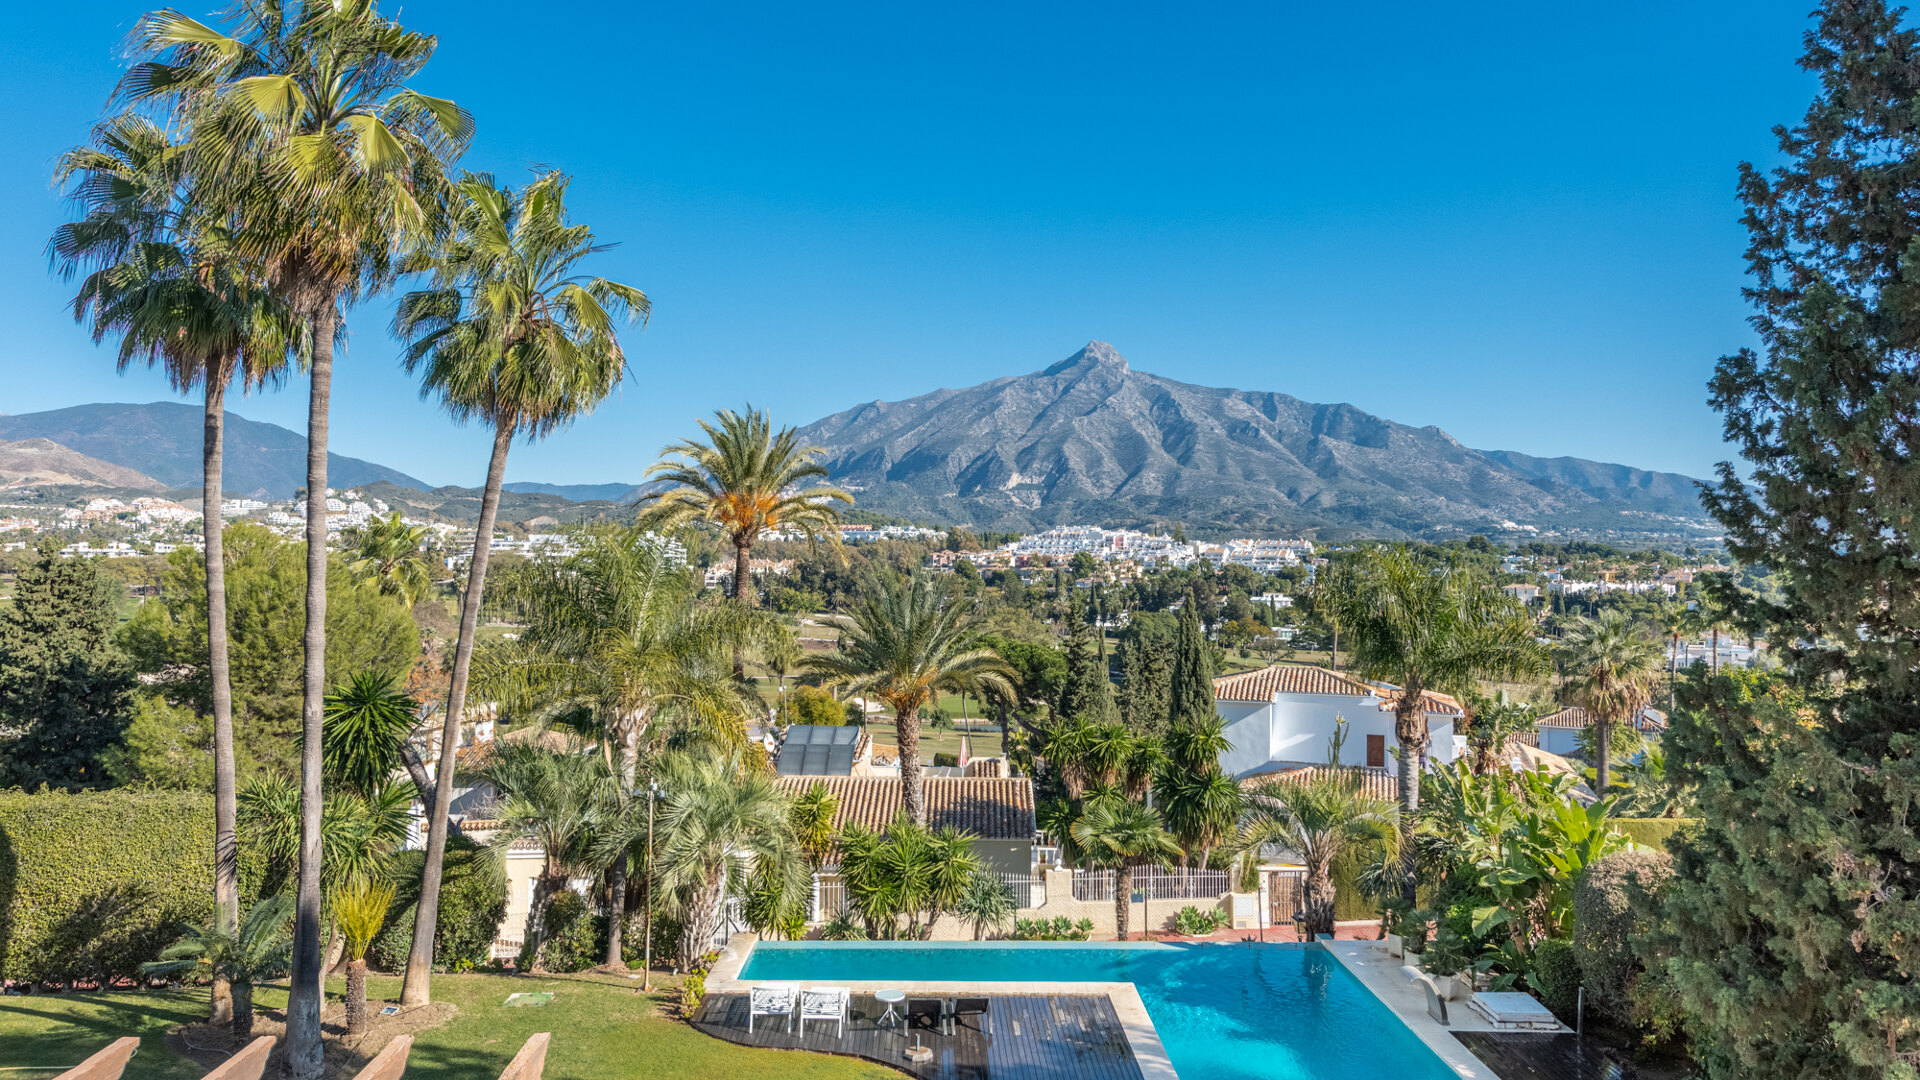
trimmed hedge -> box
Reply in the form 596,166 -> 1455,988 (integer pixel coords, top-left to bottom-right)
367,836 -> 507,974
0,789 -> 231,985
1611,818 -> 1697,852
1530,937 -> 1580,1020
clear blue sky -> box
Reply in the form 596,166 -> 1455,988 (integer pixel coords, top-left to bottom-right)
1,1 -> 1818,488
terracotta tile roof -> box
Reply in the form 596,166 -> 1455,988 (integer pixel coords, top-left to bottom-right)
1238,760 -> 1400,801
1213,665 -> 1465,715
774,776 -> 1036,840
1536,706 -> 1667,732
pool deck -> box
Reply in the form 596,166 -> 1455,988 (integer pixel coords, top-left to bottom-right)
708,934 -> 1175,1079
1318,938 -> 1569,1080
693,991 -> 1145,1080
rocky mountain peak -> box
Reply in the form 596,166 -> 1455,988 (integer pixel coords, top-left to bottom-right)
1041,340 -> 1129,376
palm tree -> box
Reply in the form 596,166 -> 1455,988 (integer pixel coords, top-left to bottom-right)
142,896 -> 295,1038
603,750 -> 806,967
953,869 -> 1017,940
761,635 -> 804,724
475,742 -> 618,962
333,879 -> 393,1036
1243,777 -> 1397,937
1327,547 -> 1547,905
473,526 -> 770,965
804,573 -> 1016,824
394,170 -> 645,1005
348,512 -> 435,608
50,114 -> 297,1027
789,781 -> 839,874
124,8 -> 472,1065
321,671 -> 423,797
636,408 -> 852,630
1071,801 -> 1180,941
1157,769 -> 1243,870
1557,610 -> 1664,791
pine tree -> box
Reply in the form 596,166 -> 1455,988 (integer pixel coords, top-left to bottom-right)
1168,605 -> 1215,727
1663,4 -> 1920,1075
1057,616 -> 1117,724
0,539 -> 136,790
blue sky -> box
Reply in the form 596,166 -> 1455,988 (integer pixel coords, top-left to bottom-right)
1,1 -> 1817,488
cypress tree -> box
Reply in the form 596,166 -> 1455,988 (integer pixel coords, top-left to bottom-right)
0,539 -> 136,790
1661,4 -> 1920,1075
1057,616 -> 1117,724
1168,605 -> 1214,727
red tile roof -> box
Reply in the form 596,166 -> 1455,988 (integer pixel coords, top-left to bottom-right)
774,776 -> 1036,840
1536,706 -> 1667,732
1213,665 -> 1465,715
1239,760 -> 1400,801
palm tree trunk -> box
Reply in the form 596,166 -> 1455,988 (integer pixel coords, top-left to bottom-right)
203,373 -> 238,1028
731,538 -> 753,678
525,872 -> 561,965
1595,717 -> 1612,791
1114,864 -> 1131,940
287,302 -> 336,1080
403,419 -> 513,1006
232,982 -> 255,1040
1712,627 -> 1720,673
1393,700 -> 1422,909
897,707 -> 926,825
345,958 -> 368,1036
605,853 -> 629,968
1302,858 -> 1336,938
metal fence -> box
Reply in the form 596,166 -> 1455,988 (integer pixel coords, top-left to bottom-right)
999,872 -> 1047,909
1069,868 -> 1232,903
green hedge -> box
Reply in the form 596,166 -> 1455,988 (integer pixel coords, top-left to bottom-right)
368,836 -> 508,974
1331,854 -> 1377,922
0,789 -> 228,985
1611,818 -> 1697,853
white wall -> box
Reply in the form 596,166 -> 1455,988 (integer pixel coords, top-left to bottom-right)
1220,691 -> 1459,778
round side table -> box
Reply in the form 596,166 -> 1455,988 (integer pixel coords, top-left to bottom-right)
874,988 -> 905,1029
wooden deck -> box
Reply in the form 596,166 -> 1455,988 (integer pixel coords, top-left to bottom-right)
1452,1032 -> 1641,1079
692,993 -> 1146,1080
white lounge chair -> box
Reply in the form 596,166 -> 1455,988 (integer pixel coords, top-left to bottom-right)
798,986 -> 850,1039
748,983 -> 797,1033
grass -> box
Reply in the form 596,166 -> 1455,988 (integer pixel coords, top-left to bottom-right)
0,974 -> 896,1080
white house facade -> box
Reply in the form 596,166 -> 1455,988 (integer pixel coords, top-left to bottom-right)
1213,665 -> 1465,779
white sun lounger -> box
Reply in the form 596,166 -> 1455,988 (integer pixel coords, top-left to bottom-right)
798,986 -> 850,1039
748,983 -> 797,1033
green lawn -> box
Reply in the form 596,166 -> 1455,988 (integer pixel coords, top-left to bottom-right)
0,974 -> 895,1080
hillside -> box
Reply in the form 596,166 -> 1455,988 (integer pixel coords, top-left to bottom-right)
792,341 -> 1708,539
0,438 -> 166,492
0,403 -> 428,499
356,482 -> 629,526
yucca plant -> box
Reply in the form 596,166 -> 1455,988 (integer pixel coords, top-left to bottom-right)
143,896 -> 295,1038
334,879 -> 394,1035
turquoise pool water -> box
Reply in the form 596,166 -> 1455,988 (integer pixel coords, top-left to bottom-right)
739,941 -> 1457,1080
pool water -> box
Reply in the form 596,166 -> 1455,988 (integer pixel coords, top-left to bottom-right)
739,941 -> 1458,1080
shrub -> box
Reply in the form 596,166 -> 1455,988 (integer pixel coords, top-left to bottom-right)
1420,929 -> 1476,977
789,685 -> 844,727
1171,906 -> 1229,936
1010,916 -> 1093,941
1571,849 -> 1674,1024
1610,818 -> 1697,853
1529,938 -> 1579,1020
367,835 -> 508,974
683,972 -> 706,1012
534,891 -> 597,973
820,911 -> 868,940
933,752 -> 959,768
0,789 -> 264,986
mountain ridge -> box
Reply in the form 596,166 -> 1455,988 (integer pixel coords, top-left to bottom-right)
791,341 -> 1705,538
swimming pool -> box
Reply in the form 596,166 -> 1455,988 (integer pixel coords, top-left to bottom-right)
739,941 -> 1459,1080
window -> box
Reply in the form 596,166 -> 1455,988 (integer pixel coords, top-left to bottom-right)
1366,734 -> 1386,768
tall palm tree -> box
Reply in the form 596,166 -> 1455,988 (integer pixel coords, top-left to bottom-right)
761,634 -> 804,724
347,512 -> 434,608
1070,801 -> 1180,940
393,170 -> 645,1004
472,525 -> 768,967
124,7 -> 471,1065
602,749 -> 807,967
636,408 -> 852,644
1327,547 -> 1546,905
475,742 -> 619,961
50,113 -> 296,1027
1557,610 -> 1663,792
804,573 -> 1016,824
1243,777 -> 1397,937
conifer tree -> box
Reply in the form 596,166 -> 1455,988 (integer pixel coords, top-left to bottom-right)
1167,605 -> 1215,727
1661,4 -> 1920,1075
1057,614 -> 1118,724
0,539 -> 136,789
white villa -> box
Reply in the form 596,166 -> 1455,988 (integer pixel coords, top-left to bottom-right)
1213,665 -> 1466,779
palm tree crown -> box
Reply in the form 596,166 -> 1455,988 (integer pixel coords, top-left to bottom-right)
1069,801 -> 1180,940
1243,776 -> 1396,937
805,573 -> 1015,824
347,512 -> 434,607
637,407 -> 852,605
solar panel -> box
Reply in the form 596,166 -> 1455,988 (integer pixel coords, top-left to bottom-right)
777,725 -> 863,774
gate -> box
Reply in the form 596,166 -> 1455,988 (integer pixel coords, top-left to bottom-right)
1267,869 -> 1305,928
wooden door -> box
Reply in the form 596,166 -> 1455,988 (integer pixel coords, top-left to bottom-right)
1366,734 -> 1386,768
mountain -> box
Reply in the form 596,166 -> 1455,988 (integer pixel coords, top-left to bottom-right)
0,403 -> 428,499
793,342 -> 1707,539
0,438 -> 166,492
502,480 -> 643,503
356,481 -> 629,526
